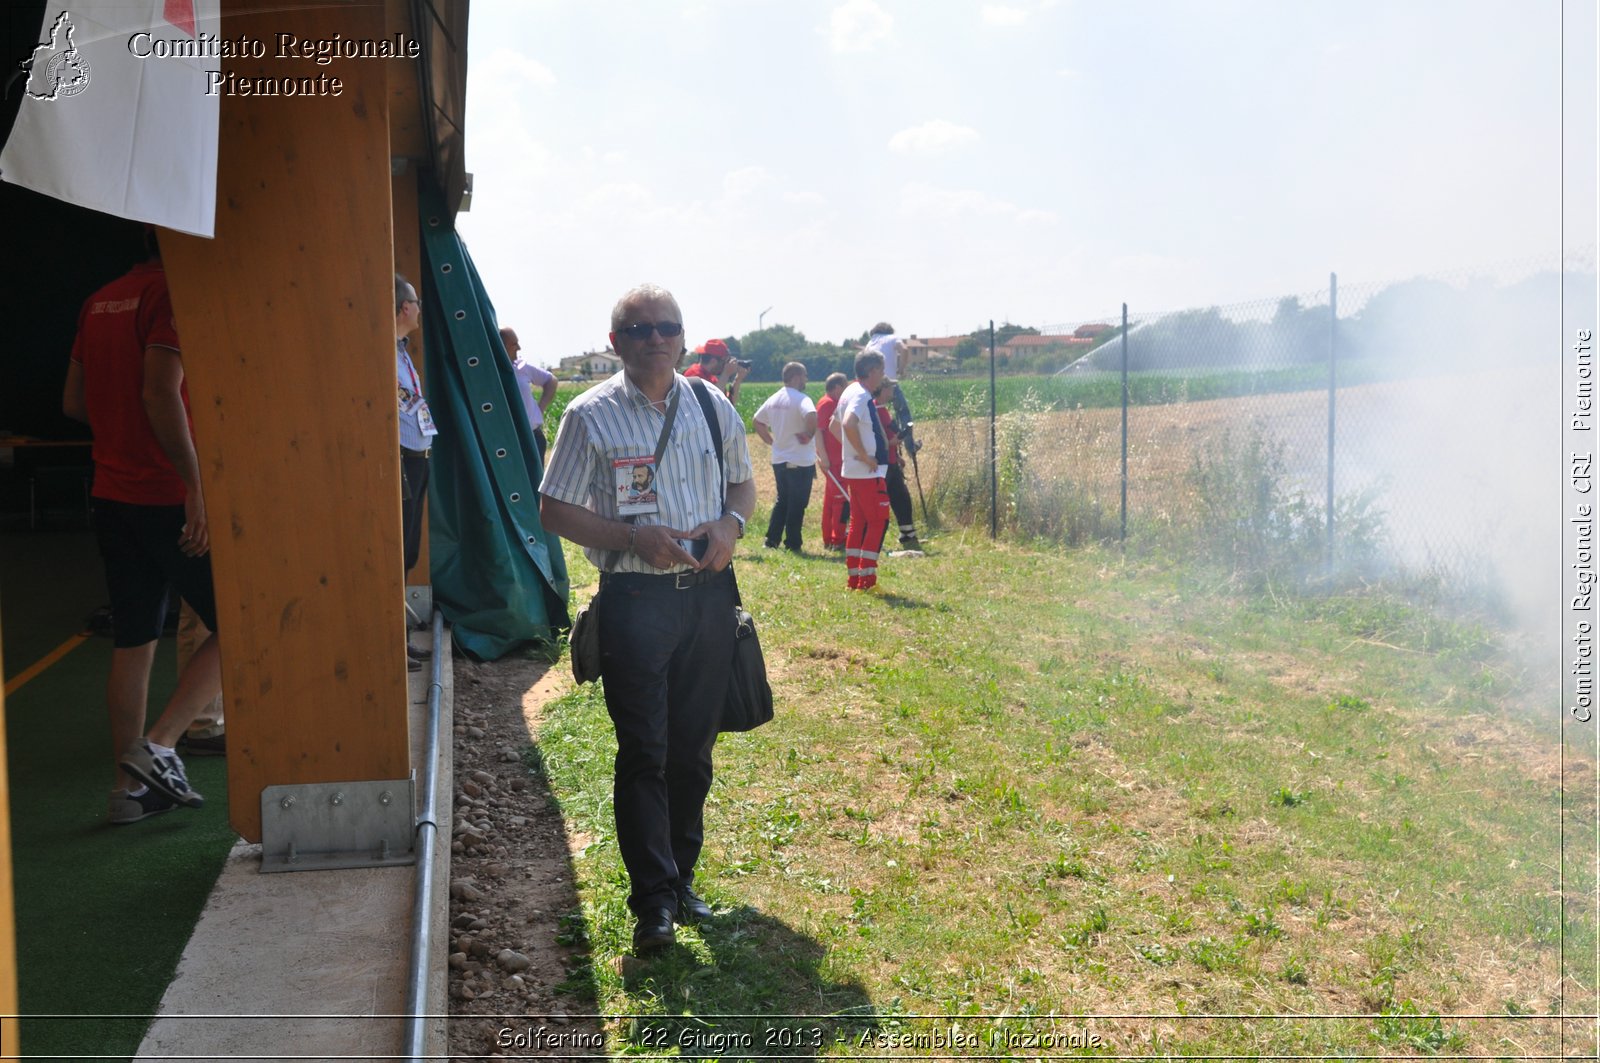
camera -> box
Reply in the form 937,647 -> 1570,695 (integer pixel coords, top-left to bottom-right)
731,358 -> 753,369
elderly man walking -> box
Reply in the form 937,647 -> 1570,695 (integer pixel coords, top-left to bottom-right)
540,283 -> 755,954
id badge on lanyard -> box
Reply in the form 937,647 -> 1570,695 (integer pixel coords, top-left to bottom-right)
614,455 -> 659,516
402,355 -> 440,438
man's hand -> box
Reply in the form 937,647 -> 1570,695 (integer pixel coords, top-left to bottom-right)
684,514 -> 739,572
630,523 -> 701,570
180,488 -> 210,557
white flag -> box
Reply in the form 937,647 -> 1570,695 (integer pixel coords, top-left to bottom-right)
0,1 -> 220,237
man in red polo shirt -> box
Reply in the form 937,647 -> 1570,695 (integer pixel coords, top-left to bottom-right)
62,243 -> 221,824
813,372 -> 850,548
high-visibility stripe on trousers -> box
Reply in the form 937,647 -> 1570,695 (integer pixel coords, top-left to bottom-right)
844,475 -> 890,590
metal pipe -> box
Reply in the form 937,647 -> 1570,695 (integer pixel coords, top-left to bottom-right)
1120,303 -> 1129,544
403,609 -> 448,1063
989,320 -> 997,540
1326,272 -> 1337,576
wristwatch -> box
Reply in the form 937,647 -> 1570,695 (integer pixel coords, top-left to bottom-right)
725,509 -> 746,538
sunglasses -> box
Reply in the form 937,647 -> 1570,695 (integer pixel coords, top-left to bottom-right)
617,321 -> 684,340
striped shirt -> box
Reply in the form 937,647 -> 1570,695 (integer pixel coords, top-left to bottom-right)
397,337 -> 437,451
541,371 -> 753,574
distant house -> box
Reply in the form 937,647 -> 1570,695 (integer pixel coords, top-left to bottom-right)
902,335 -> 964,372
997,334 -> 1093,360
1073,323 -> 1115,340
558,349 -> 622,377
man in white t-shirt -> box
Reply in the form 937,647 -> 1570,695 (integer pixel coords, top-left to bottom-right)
751,361 -> 818,552
500,326 -> 558,463
832,350 -> 891,590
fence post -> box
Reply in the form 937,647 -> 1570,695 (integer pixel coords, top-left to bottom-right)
989,319 -> 997,540
1326,272 -> 1337,575
1120,303 -> 1129,544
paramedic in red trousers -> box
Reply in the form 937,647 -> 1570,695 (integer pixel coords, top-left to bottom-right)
682,337 -> 748,403
539,283 -> 756,955
751,361 -> 817,552
62,239 -> 220,824
833,349 -> 891,590
813,372 -> 849,549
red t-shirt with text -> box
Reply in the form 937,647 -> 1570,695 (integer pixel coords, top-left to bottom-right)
70,262 -> 191,506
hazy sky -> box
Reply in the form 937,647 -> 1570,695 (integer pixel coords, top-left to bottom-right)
455,0 -> 1597,367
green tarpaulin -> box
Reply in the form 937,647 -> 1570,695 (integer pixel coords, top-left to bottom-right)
417,181 -> 569,658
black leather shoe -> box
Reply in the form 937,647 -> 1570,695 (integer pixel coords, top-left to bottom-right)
632,906 -> 676,953
406,644 -> 431,661
675,886 -> 713,924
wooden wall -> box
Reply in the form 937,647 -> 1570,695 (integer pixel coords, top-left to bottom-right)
160,0 -> 412,842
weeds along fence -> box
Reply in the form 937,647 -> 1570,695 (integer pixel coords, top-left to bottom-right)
916,252 -> 1595,590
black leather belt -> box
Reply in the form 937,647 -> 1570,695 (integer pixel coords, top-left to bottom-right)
601,567 -> 730,592
402,446 -> 431,459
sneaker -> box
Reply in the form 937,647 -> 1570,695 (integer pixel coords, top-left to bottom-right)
177,732 -> 226,757
109,787 -> 176,825
119,739 -> 204,808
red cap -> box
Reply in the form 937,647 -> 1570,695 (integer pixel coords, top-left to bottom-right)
702,338 -> 729,359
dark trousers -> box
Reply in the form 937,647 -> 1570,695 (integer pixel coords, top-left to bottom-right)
93,499 -> 218,647
401,450 -> 430,577
764,462 -> 816,550
596,568 -> 737,914
885,463 -> 916,540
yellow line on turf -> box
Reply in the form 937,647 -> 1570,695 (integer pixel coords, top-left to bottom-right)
3,634 -> 89,698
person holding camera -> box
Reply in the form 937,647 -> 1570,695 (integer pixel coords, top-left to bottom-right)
683,337 -> 749,404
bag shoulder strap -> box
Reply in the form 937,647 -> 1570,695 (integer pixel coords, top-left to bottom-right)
688,378 -> 725,492
688,377 -> 744,606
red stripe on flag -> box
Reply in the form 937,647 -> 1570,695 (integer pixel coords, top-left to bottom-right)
164,0 -> 196,37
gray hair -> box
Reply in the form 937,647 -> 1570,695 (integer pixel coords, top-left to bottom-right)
854,350 -> 885,380
781,361 -> 807,385
611,284 -> 682,331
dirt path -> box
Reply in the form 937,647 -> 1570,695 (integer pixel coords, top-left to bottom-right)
445,654 -> 603,1060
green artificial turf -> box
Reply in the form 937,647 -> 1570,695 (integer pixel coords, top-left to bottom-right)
2,530 -> 237,1062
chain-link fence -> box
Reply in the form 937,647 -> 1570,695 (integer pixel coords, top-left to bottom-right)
919,251 -> 1595,599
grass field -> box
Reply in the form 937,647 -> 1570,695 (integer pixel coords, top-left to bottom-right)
515,459 -> 1587,1057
